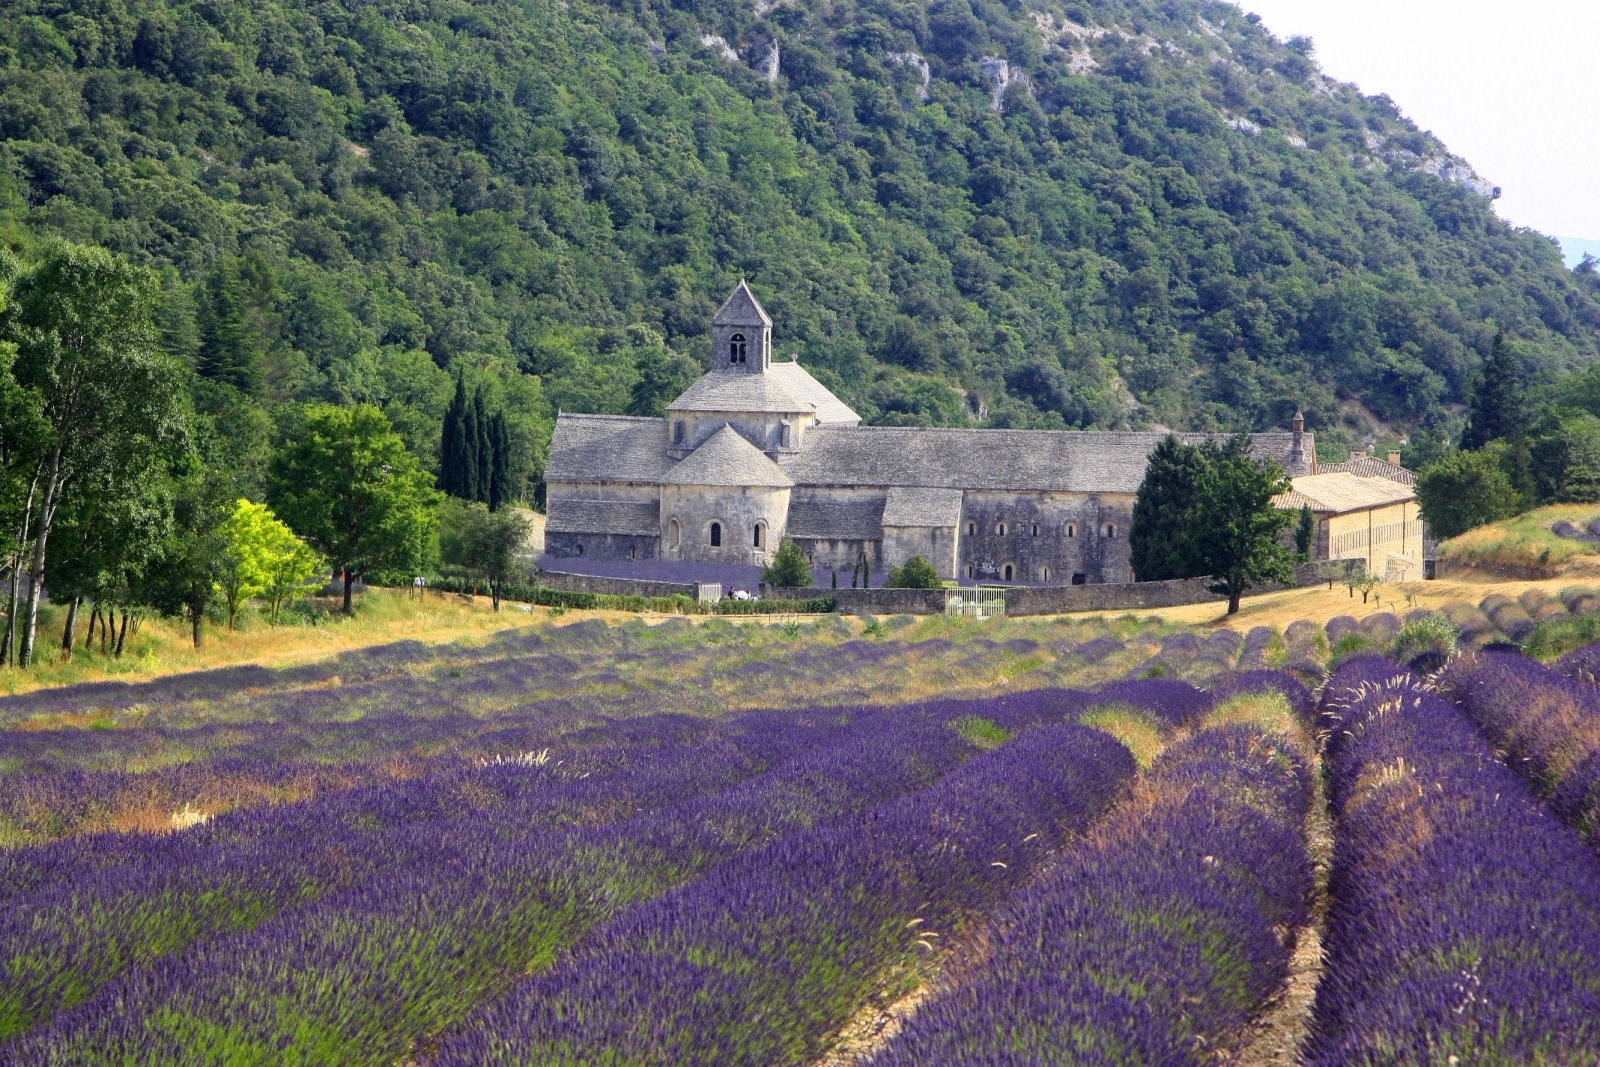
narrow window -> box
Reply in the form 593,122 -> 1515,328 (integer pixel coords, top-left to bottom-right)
672,421 -> 684,444
1031,523 -> 1039,538
1041,566 -> 1050,582
729,334 -> 747,364
966,521 -> 976,536
1003,564 -> 1014,581
669,518 -> 681,549
1064,522 -> 1076,539
576,544 -> 585,556
710,522 -> 722,547
1102,522 -> 1117,539
997,522 -> 1007,537
966,563 -> 975,578
753,522 -> 765,549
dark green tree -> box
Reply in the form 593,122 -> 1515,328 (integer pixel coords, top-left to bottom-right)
439,500 -> 531,610
268,404 -> 441,614
1130,435 -> 1210,581
762,538 -> 812,589
1459,333 -> 1527,450
1529,412 -> 1600,503
1415,446 -> 1523,539
1294,504 -> 1315,560
1156,436 -> 1297,614
887,555 -> 942,588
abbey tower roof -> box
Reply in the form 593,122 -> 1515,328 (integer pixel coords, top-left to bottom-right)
660,424 -> 795,487
712,279 -> 773,327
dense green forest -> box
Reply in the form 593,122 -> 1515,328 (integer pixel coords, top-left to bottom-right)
3,0 -> 1599,482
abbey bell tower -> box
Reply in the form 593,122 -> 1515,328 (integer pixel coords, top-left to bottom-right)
710,279 -> 772,375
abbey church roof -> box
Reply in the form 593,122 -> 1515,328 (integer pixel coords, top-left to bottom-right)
667,361 -> 861,424
660,425 -> 794,487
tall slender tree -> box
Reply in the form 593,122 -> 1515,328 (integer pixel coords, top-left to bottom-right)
1460,332 -> 1527,450
2,242 -> 191,667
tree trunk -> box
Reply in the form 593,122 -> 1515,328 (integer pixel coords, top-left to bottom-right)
2,557 -> 17,667
85,605 -> 99,651
491,581 -> 500,612
342,564 -> 354,615
114,610 -> 130,657
60,596 -> 80,658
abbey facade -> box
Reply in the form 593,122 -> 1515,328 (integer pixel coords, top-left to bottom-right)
543,283 -> 1317,584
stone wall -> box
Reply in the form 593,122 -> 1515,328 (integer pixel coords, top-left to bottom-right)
536,570 -> 698,599
543,532 -> 659,562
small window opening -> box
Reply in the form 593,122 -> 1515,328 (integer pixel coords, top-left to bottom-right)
753,522 -> 765,549
966,521 -> 976,536
1003,564 -> 1014,581
1041,566 -> 1050,582
1031,523 -> 1039,537
1064,522 -> 1076,539
669,518 -> 681,549
997,522 -> 1007,537
965,563 -> 975,579
629,546 -> 637,560
1101,522 -> 1117,539
710,522 -> 722,547
672,421 -> 684,444
729,334 -> 747,364
1071,572 -> 1086,585
575,544 -> 585,556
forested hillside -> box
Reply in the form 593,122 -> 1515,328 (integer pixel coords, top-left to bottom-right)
3,0 -> 1599,484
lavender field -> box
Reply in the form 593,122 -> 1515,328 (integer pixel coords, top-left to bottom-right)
4,604 -> 1600,1065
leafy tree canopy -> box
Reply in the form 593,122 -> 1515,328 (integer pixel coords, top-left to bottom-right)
1415,444 -> 1523,540
887,555 -> 943,588
763,538 -> 812,589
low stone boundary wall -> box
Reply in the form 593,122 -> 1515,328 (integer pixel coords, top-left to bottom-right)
536,570 -> 698,599
543,561 -> 1333,616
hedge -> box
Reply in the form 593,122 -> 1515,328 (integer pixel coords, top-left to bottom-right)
424,577 -> 835,616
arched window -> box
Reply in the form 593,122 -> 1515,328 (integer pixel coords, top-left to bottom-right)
710,522 -> 722,547
966,521 -> 976,536
1003,564 -> 1014,581
965,563 -> 975,578
996,521 -> 1007,537
729,334 -> 747,364
668,518 -> 681,549
575,543 -> 585,556
1040,566 -> 1050,582
1101,522 -> 1117,539
1064,522 -> 1076,539
753,522 -> 765,549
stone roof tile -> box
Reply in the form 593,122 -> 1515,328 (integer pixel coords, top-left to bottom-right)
1271,472 -> 1414,514
1317,456 -> 1416,484
712,280 -> 772,326
882,486 -> 965,527
660,425 -> 794,487
786,496 -> 885,539
545,414 -> 670,484
544,499 -> 660,535
667,371 -> 816,414
768,363 -> 860,425
779,428 -> 1309,494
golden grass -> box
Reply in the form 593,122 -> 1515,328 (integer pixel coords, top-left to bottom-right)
1079,708 -> 1169,769
0,588 -> 548,697
1438,503 -> 1600,571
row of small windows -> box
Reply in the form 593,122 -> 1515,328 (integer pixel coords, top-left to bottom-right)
667,518 -> 765,549
963,520 -> 1116,539
964,563 -> 1089,583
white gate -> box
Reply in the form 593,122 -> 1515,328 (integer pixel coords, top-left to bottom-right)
946,586 -> 1006,619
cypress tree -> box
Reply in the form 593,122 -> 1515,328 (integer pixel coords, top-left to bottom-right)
460,381 -> 482,502
1460,332 -> 1527,450
488,410 -> 511,510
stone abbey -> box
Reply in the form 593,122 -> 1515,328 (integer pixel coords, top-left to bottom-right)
543,282 -> 1319,584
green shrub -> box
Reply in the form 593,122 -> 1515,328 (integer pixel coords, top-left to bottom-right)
1389,613 -> 1461,663
886,555 -> 942,588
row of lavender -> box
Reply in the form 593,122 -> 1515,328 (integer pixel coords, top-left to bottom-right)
0,621 -> 1162,845
1,683 -> 1166,1063
1310,657 -> 1600,1063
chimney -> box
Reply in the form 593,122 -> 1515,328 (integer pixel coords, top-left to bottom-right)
1350,449 -> 1366,461
1287,411 -> 1309,476
1387,450 -> 1401,465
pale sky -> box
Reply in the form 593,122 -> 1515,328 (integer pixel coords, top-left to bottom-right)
1238,0 -> 1600,242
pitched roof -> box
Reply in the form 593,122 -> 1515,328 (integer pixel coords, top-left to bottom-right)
660,425 -> 794,487
778,428 -> 1309,494
544,499 -> 660,535
768,363 -> 860,424
545,414 -> 671,484
786,496 -> 884,539
667,371 -> 817,414
1318,456 -> 1416,484
712,280 -> 772,327
1272,472 -> 1414,514
882,486 -> 965,527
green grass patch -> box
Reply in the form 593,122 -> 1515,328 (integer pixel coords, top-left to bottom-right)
949,716 -> 1012,750
1524,612 -> 1600,661
1439,504 -> 1600,572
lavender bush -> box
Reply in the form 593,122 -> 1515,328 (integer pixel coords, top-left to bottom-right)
1309,656 -> 1600,1064
871,721 -> 1313,1066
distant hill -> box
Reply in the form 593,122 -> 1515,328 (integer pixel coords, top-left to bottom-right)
2,0 -> 1598,488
